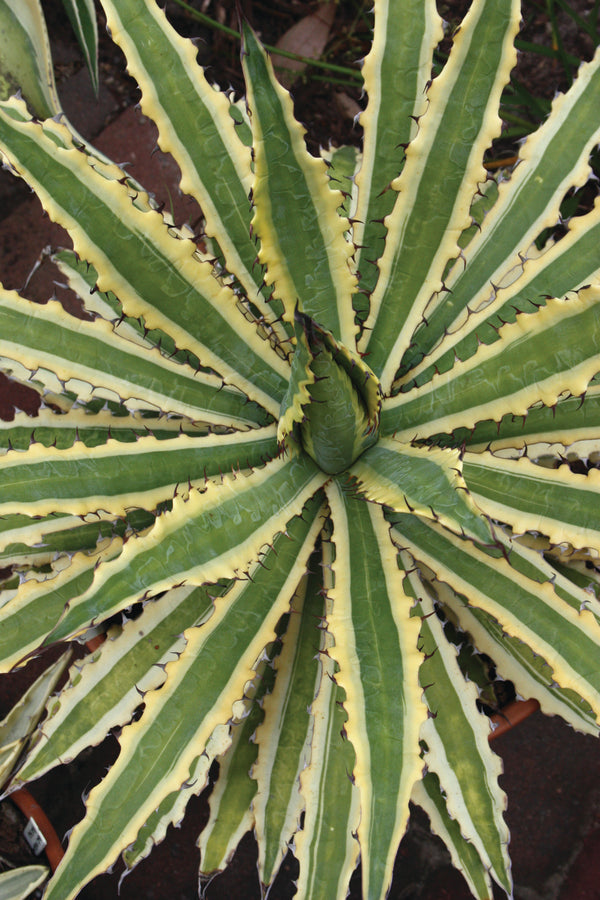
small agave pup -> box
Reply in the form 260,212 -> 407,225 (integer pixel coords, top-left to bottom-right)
1,0 -> 600,897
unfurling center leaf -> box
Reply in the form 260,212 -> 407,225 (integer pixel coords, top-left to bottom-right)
281,312 -> 380,474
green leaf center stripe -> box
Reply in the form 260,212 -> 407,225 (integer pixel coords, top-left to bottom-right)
49,454 -> 327,641
100,0 -> 280,331
0,408 -> 212,453
0,542 -> 121,672
242,24 -> 357,346
0,0 -> 60,118
0,105 -> 288,413
350,439 -> 491,544
411,579 -> 510,891
404,45 -> 600,372
362,0 -> 520,389
412,774 -> 493,900
253,571 -> 324,886
445,593 -> 599,736
294,648 -> 360,900
405,197 -> 600,393
326,484 -> 424,900
463,452 -> 600,553
0,428 -> 278,517
391,514 -> 600,716
454,384 -> 600,453
0,289 -> 266,428
19,583 -> 217,784
381,288 -> 600,440
353,0 -> 443,295
62,0 -> 98,94
43,499 -> 325,900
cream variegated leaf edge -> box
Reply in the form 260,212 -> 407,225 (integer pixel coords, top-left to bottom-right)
0,0 -> 599,899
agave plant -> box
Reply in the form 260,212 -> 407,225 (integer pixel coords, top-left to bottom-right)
1,0 -> 600,898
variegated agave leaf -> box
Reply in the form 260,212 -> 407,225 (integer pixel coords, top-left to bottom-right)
0,1 -> 600,899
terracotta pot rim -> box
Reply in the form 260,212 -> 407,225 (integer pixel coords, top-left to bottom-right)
9,785 -> 64,871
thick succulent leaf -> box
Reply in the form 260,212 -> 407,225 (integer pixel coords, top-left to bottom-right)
439,584 -> 598,736
18,584 -> 223,784
350,439 -> 491,544
0,408 -> 209,452
0,0 -> 60,116
49,454 -> 327,642
390,513 -> 600,720
362,0 -> 520,390
458,384 -> 600,453
121,738 -> 223,876
0,102 -> 288,414
0,282 -> 260,417
0,652 -> 69,787
406,198 -> 600,391
52,249 -> 190,360
404,570 -> 510,894
197,658 -> 275,876
323,144 -> 359,220
381,288 -> 600,441
0,542 -> 122,671
241,23 -> 357,346
412,774 -> 494,900
62,0 -> 98,93
0,428 -> 277,518
326,484 -> 425,900
97,0 -> 287,334
295,666 -> 360,900
0,865 -> 49,900
299,336 -> 377,475
42,498 -> 324,900
294,535 -> 360,900
402,45 -> 600,375
0,508 -> 153,567
353,0 -> 443,295
277,318 -> 316,444
252,569 -> 324,887
463,452 -> 600,553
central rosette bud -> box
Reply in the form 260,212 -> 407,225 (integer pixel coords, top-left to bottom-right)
278,313 -> 381,475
